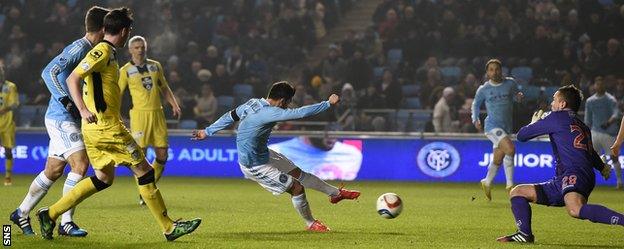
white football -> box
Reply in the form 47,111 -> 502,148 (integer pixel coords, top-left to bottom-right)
376,193 -> 403,219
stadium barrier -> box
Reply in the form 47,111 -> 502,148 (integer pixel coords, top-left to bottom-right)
1,129 -> 620,186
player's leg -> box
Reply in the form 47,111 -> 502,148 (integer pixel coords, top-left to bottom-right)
153,147 -> 168,182
498,136 -> 516,190
565,192 -> 624,226
58,150 -> 90,237
481,146 -> 503,201
37,165 -> 114,240
11,158 -> 64,235
284,171 -> 325,231
604,135 -> 623,189
497,184 -> 537,243
4,146 -> 13,186
129,160 -> 201,241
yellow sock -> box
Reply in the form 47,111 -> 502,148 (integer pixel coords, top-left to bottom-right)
152,160 -> 165,183
49,178 -> 98,220
138,182 -> 173,233
5,159 -> 12,178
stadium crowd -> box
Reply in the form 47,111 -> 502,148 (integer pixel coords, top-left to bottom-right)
1,0 -> 623,133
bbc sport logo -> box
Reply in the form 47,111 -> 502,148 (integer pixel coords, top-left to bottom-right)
416,142 -> 461,178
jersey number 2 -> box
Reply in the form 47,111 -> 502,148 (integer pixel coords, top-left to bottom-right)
570,124 -> 589,151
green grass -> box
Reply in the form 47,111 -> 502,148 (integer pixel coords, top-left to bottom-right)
1,175 -> 623,248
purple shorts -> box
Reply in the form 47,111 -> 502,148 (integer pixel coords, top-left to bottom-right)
534,171 -> 595,207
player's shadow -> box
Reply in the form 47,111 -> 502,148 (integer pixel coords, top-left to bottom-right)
539,242 -> 624,248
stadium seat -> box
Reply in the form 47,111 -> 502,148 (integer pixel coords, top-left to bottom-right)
502,66 -> 509,76
440,66 -> 462,85
233,84 -> 254,105
17,105 -> 41,127
387,49 -> 403,68
373,67 -> 385,80
217,95 -> 235,115
403,97 -> 422,109
179,119 -> 198,129
411,111 -> 432,132
401,84 -> 420,97
519,85 -> 541,102
510,66 -> 533,84
544,86 -> 559,102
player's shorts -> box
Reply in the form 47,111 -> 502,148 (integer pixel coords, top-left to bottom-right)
45,118 -> 85,161
592,130 -> 616,155
82,120 -> 145,170
485,128 -> 508,148
130,109 -> 168,148
534,171 -> 595,207
0,123 -> 15,148
239,150 -> 296,195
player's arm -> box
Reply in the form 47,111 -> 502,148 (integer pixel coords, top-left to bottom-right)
471,86 -> 485,131
191,106 -> 241,140
157,63 -> 181,118
68,48 -> 108,123
510,79 -> 524,102
517,114 -> 555,142
603,97 -> 620,128
118,67 -> 129,95
584,101 -> 592,127
0,84 -> 20,114
611,118 -> 624,157
265,94 -> 339,123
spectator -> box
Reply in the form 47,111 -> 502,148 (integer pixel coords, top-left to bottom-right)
601,38 -> 624,77
377,69 -> 402,109
344,49 -> 372,92
579,41 -> 602,78
433,87 -> 457,133
320,45 -> 346,81
210,64 -> 232,96
194,84 -> 218,128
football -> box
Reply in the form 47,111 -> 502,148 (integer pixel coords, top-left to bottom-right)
376,193 -> 403,219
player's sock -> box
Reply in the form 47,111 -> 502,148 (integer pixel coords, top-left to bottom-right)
503,155 -> 514,187
484,162 -> 500,185
5,158 -> 13,179
152,159 -> 165,183
613,159 -> 622,185
291,193 -> 315,227
49,176 -> 108,220
297,171 -> 339,196
18,171 -> 53,217
579,204 -> 624,226
136,169 -> 174,233
60,172 -> 83,225
510,196 -> 533,235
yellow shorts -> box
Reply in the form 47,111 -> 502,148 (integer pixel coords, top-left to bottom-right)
82,122 -> 145,170
0,124 -> 16,148
129,109 -> 168,148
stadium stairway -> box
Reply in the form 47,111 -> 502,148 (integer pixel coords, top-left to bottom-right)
287,0 -> 379,82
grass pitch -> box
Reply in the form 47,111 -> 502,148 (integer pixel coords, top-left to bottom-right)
1,175 -> 623,248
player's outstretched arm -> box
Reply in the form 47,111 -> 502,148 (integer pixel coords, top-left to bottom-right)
67,72 -> 97,124
197,108 -> 240,139
268,94 -> 339,123
517,115 -> 554,142
610,118 -> 624,157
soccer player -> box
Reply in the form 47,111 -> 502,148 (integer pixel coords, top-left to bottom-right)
118,35 -> 181,205
471,59 -> 523,200
0,65 -> 19,186
9,6 -> 109,237
192,81 -> 360,232
584,76 -> 622,189
498,85 -> 624,243
35,8 -> 201,241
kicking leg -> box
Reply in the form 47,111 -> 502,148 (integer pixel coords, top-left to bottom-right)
497,184 -> 536,243
288,168 -> 359,204
566,192 -> 624,226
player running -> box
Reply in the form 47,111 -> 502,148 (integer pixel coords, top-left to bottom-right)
36,8 -> 201,241
472,59 -> 523,200
192,81 -> 360,232
584,76 -> 622,189
9,6 -> 109,237
0,65 -> 19,186
118,35 -> 181,205
498,85 -> 623,243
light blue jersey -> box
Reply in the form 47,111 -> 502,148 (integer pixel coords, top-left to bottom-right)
205,98 -> 331,167
471,78 -> 519,133
41,37 -> 93,121
584,93 -> 620,136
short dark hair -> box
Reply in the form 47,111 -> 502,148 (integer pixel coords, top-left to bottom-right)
85,6 -> 109,32
558,84 -> 583,112
485,59 -> 502,70
104,7 -> 133,35
267,81 -> 295,101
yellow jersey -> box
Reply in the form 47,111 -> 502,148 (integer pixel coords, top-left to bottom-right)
0,80 -> 19,130
72,41 -> 122,128
118,59 -> 169,111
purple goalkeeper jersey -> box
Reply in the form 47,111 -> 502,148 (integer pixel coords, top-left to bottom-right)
517,110 -> 605,179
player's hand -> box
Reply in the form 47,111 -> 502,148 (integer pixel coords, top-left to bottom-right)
191,129 -> 207,140
172,106 -> 182,119
530,110 -> 544,124
610,142 -> 621,158
600,155 -> 612,180
80,109 -> 97,124
328,94 -> 340,105
473,120 -> 482,132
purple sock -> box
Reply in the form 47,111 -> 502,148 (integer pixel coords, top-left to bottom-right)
579,204 -> 624,226
510,196 -> 532,235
